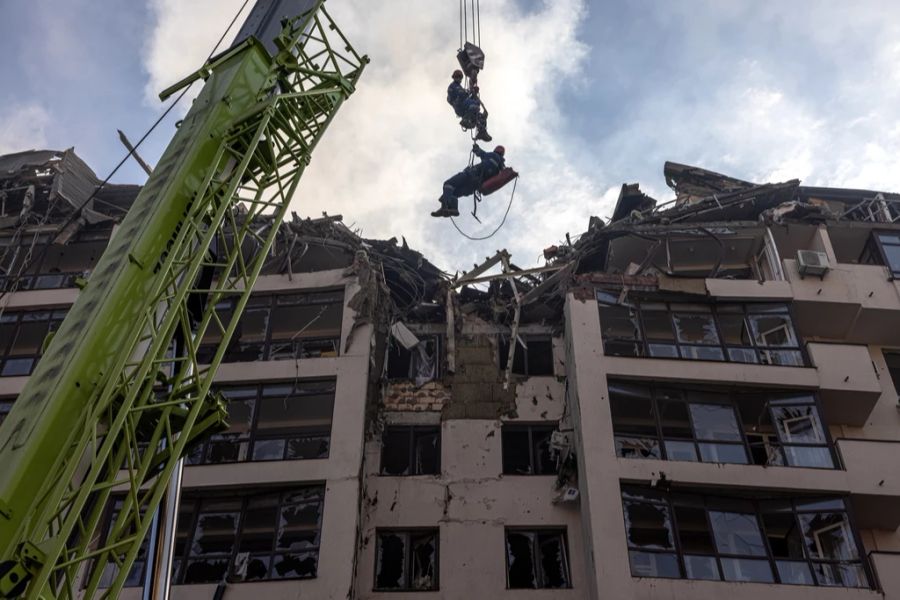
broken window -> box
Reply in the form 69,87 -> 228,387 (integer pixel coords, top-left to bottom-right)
861,231 -> 900,278
0,227 -> 112,291
502,424 -> 557,475
374,529 -> 438,591
172,486 -> 324,584
387,334 -> 442,383
884,351 -> 900,396
380,426 -> 440,476
505,529 -> 570,589
199,290 -> 343,363
598,295 -> 806,366
499,335 -> 554,376
186,380 -> 335,465
621,486 -> 871,588
0,309 -> 67,376
609,382 -> 835,468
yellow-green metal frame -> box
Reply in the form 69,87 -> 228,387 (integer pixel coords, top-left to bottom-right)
0,4 -> 366,598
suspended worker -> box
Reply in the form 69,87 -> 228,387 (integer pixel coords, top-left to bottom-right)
431,143 -> 505,218
446,70 -> 492,142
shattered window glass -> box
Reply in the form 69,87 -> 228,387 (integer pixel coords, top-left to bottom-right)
375,530 -> 438,590
388,334 -> 442,383
171,486 -> 323,585
598,301 -> 805,366
188,380 -> 335,465
622,488 -> 870,588
610,381 -> 835,469
380,426 -> 440,476
505,529 -> 570,589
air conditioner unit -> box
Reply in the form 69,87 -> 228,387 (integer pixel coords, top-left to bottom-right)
797,249 -> 829,278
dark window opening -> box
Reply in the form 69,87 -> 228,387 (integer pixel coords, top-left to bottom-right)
598,297 -> 806,367
387,335 -> 442,383
0,229 -> 112,291
175,486 -> 324,585
380,426 -> 440,476
506,529 -> 570,589
186,380 -> 335,465
502,424 -> 557,475
883,351 -> 900,396
374,529 -> 438,591
610,382 -> 836,469
861,231 -> 900,278
499,335 -> 554,376
0,309 -> 68,377
621,487 -> 871,588
199,290 -> 343,364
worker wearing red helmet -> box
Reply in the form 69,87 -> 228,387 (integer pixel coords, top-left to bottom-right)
446,70 -> 492,142
432,143 -> 505,218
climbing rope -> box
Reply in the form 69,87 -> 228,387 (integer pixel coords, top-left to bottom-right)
450,175 -> 518,241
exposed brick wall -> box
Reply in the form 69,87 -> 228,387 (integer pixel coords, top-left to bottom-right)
383,381 -> 450,412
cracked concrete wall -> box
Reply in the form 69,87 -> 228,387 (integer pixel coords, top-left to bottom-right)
355,318 -> 583,598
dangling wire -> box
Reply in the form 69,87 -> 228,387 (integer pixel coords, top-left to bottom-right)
450,176 -> 519,241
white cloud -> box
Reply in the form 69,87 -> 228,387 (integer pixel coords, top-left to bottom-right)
141,0 -> 599,270
0,104 -> 51,155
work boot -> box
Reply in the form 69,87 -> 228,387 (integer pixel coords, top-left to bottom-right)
430,206 -> 449,217
475,127 -> 492,142
445,197 -> 459,217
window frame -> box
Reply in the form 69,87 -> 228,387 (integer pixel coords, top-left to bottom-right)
863,230 -> 900,279
499,334 -> 555,377
0,308 -> 68,377
501,423 -> 559,476
386,334 -> 443,381
598,296 -> 808,367
610,382 -> 838,469
172,486 -> 325,585
199,289 -> 344,364
186,379 -> 336,465
379,425 -> 441,476
621,487 -> 872,589
373,528 -> 440,591
0,229 -> 113,291
504,527 -> 572,589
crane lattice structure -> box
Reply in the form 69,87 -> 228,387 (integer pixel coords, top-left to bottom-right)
0,3 -> 367,598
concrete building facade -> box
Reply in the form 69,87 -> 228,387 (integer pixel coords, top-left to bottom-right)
3,152 -> 900,599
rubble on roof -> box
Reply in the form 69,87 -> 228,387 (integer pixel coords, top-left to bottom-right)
0,148 -> 140,239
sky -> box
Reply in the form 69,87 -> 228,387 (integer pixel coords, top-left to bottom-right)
2,0 -> 900,271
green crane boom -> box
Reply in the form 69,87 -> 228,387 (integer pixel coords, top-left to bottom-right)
0,2 -> 366,598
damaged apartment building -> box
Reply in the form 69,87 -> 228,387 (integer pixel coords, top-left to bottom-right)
3,149 -> 900,600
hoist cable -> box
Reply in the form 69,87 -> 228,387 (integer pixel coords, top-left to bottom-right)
450,176 -> 518,241
476,0 -> 481,46
0,0 -> 253,303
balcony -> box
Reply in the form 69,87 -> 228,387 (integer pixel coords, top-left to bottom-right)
837,438 -> 900,529
785,259 -> 900,345
806,343 -> 881,427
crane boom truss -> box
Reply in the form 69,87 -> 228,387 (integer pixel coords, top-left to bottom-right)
0,4 -> 366,598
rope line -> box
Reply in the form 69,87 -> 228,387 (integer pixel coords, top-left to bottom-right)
450,176 -> 518,241
0,0 -> 253,303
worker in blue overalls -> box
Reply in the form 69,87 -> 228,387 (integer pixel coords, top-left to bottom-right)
446,70 -> 492,142
432,144 -> 505,217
